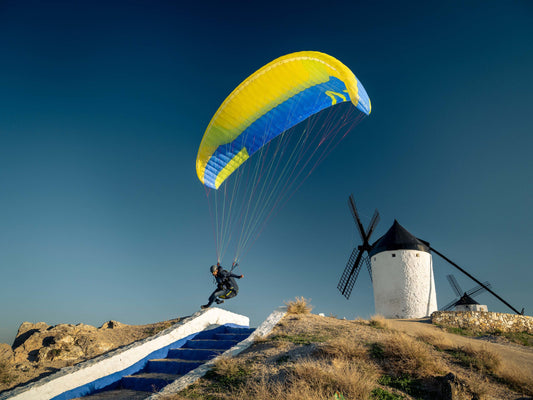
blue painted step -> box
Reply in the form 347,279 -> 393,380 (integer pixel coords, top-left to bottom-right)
214,333 -> 251,341
223,327 -> 255,335
183,339 -> 239,349
167,348 -> 223,361
75,389 -> 151,399
121,373 -> 180,392
193,326 -> 255,340
146,359 -> 203,375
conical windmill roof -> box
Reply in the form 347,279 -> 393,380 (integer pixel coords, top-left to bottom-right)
369,220 -> 430,257
456,293 -> 480,306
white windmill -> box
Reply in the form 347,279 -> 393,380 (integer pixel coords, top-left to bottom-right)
368,220 -> 437,318
337,194 -> 525,318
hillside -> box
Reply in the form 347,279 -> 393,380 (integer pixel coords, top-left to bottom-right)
1,304 -> 533,400
168,305 -> 533,400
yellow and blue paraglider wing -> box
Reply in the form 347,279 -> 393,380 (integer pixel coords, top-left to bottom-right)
196,51 -> 371,189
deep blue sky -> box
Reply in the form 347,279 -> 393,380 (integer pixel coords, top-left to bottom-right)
1,1 -> 532,344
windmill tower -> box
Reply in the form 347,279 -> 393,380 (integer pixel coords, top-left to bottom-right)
338,195 -> 525,317
369,220 -> 438,318
337,195 -> 437,318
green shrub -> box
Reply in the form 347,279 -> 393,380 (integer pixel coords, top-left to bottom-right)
378,374 -> 423,397
371,387 -> 405,399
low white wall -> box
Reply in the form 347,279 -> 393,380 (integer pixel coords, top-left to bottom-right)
0,308 -> 249,400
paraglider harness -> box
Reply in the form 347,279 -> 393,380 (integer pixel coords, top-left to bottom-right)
218,288 -> 236,300
215,262 -> 241,300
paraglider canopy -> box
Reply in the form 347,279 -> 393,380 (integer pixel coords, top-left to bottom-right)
196,51 -> 371,190
196,51 -> 372,264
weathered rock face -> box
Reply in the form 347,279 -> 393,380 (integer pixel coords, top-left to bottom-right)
11,321 -> 121,364
432,311 -> 533,334
12,322 -> 50,350
99,320 -> 125,329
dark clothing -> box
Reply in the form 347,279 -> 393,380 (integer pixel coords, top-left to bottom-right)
215,268 -> 240,292
204,267 -> 241,308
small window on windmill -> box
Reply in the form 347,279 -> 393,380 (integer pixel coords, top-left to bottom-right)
416,253 -> 420,257
391,253 -> 396,257
374,257 -> 376,261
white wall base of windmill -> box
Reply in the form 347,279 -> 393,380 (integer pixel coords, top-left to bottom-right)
456,304 -> 488,312
371,250 -> 437,319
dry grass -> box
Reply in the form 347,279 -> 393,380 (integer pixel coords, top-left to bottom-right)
420,332 -> 533,396
192,357 -> 378,400
291,357 -> 379,399
314,336 -> 368,361
415,329 -> 454,351
369,314 -> 391,330
451,344 -> 501,374
466,375 -> 491,400
158,395 -> 190,400
284,297 -> 313,314
212,356 -> 248,377
495,359 -> 533,396
416,329 -> 533,396
378,331 -> 445,377
236,377 -> 337,400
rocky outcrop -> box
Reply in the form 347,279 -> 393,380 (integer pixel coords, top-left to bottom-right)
12,322 -> 50,350
431,311 -> 533,334
10,321 -> 127,364
99,320 -> 125,329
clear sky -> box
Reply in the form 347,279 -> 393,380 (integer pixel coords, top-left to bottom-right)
1,1 -> 532,345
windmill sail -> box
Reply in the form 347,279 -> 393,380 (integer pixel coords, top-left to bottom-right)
337,194 -> 379,299
441,274 -> 492,311
338,248 -> 363,299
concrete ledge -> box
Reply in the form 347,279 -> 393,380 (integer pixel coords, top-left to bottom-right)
149,306 -> 287,398
0,308 -> 249,400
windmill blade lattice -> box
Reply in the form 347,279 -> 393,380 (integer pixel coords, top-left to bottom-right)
466,282 -> 491,297
348,194 -> 366,244
363,255 -> 372,283
337,248 -> 363,299
440,298 -> 460,311
446,274 -> 463,297
366,209 -> 380,240
337,194 -> 379,300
